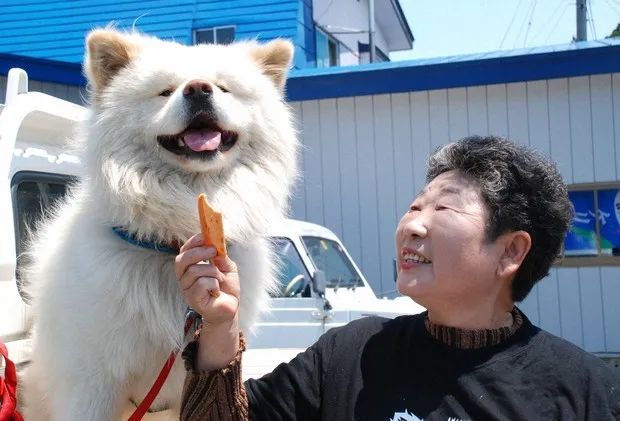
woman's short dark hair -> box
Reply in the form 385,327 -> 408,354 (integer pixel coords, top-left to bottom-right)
426,135 -> 573,302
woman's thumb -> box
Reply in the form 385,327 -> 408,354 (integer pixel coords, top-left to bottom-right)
212,254 -> 237,273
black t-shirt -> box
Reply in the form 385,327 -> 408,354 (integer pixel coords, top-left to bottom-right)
244,311 -> 620,420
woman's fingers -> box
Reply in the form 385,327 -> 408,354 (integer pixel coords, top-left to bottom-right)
179,233 -> 204,253
179,261 -> 223,291
184,276 -> 239,322
175,246 -> 217,279
212,254 -> 237,273
185,276 -> 220,311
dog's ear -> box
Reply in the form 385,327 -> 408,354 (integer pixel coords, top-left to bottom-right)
85,29 -> 139,92
251,39 -> 294,91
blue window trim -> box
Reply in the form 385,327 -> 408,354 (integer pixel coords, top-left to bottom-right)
3,40 -> 620,102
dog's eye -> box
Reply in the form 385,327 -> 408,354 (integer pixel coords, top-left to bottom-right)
159,88 -> 174,97
217,84 -> 230,93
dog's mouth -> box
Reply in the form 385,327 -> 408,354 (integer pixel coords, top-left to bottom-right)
157,113 -> 238,159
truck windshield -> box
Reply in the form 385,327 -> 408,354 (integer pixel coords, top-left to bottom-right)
271,237 -> 312,297
301,236 -> 363,289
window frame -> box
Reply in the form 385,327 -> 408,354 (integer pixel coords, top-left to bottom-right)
556,181 -> 620,267
193,25 -> 236,45
300,235 -> 364,289
315,27 -> 339,68
271,236 -> 313,298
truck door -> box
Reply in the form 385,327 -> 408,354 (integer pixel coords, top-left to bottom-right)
247,237 -> 326,349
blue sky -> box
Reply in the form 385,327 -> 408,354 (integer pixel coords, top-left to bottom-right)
391,0 -> 620,60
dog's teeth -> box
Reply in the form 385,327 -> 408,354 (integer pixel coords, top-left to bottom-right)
177,139 -> 185,147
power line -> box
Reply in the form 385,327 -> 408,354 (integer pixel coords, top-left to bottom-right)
588,0 -> 597,39
544,3 -> 571,43
514,0 -> 536,48
500,0 -> 525,48
530,0 -> 566,43
523,0 -> 539,46
316,0 -> 337,22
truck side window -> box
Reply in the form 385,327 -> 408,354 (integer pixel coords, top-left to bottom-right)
271,237 -> 312,297
11,171 -> 74,300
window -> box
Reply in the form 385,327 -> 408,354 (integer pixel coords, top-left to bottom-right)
11,171 -> 74,300
564,186 -> 620,258
194,26 -> 235,45
358,42 -> 390,64
316,28 -> 339,68
271,237 -> 312,297
301,236 -> 363,289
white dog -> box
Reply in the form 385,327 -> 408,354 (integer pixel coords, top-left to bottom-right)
21,29 -> 298,420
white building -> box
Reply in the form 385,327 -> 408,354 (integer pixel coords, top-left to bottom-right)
313,0 -> 413,66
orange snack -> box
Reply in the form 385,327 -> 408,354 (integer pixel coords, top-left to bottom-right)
198,194 -> 226,297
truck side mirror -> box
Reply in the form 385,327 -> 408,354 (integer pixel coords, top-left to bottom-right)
312,270 -> 332,311
393,258 -> 397,283
312,270 -> 326,296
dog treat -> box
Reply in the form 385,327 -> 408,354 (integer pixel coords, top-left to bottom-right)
198,194 -> 227,298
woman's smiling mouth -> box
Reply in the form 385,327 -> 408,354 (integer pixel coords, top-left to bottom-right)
400,248 -> 432,269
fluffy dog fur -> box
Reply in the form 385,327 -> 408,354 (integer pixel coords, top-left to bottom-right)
21,29 -> 298,420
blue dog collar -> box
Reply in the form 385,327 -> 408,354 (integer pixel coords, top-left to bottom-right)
111,226 -> 179,254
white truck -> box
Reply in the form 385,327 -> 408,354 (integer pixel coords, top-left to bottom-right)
0,68 -> 424,379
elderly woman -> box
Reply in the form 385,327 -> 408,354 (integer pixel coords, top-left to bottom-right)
175,136 -> 620,420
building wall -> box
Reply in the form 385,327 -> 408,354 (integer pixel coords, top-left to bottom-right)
0,74 -> 84,105
0,0 -> 299,63
289,74 -> 620,355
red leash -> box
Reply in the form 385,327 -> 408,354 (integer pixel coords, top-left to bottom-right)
127,310 -> 199,421
0,341 -> 24,421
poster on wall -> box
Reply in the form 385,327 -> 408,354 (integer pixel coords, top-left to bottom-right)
596,189 -> 620,256
564,191 -> 597,256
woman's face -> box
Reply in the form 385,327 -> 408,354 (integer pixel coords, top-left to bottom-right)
395,170 -> 505,308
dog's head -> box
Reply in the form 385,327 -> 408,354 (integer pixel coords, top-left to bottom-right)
81,29 -> 298,241
84,28 -> 294,173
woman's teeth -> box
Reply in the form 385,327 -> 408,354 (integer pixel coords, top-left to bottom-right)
403,253 -> 431,264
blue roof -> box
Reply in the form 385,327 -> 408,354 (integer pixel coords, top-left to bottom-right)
2,39 -> 620,101
286,39 -> 620,100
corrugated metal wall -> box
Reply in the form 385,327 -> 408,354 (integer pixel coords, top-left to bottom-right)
290,74 -> 620,355
0,75 -> 83,105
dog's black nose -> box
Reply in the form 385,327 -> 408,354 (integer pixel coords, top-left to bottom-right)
184,80 -> 215,116
183,80 -> 213,99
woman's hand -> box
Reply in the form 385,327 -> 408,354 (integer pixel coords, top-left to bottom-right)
176,233 -> 241,370
175,233 -> 240,325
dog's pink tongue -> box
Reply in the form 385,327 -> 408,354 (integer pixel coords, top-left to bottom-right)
184,130 -> 221,152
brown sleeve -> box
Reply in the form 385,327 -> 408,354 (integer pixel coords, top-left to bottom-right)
180,334 -> 249,421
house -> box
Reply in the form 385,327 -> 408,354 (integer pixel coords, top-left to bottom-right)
0,0 -> 413,69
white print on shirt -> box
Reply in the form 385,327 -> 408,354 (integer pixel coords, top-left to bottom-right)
389,410 -> 422,421
388,410 -> 467,421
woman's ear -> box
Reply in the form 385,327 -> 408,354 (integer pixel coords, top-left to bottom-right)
497,231 -> 532,280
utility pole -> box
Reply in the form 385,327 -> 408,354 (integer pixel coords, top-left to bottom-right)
576,0 -> 587,41
368,0 -> 376,63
